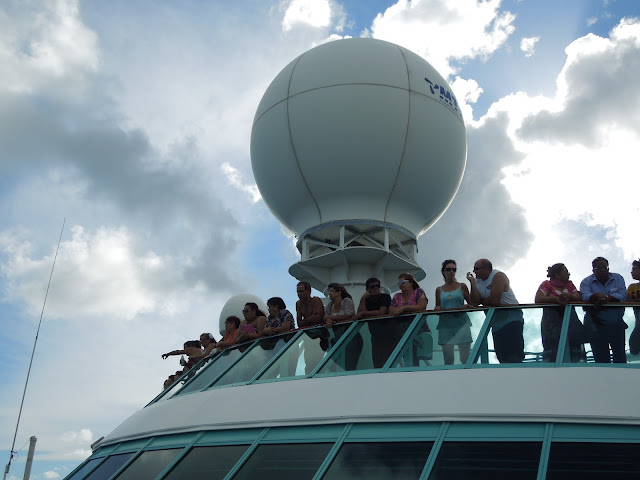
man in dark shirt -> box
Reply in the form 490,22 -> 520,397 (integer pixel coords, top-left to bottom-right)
354,277 -> 398,368
580,257 -> 627,363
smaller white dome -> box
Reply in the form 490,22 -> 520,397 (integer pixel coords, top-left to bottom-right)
218,294 -> 268,336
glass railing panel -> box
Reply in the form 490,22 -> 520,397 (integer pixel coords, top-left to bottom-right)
389,310 -> 486,368
551,306 -> 589,364
387,313 -> 435,368
157,354 -> 218,402
624,305 -> 640,363
473,306 -> 546,365
256,327 -> 337,380
316,316 -> 416,374
310,321 -> 364,374
211,332 -> 297,387
426,309 -> 486,367
575,305 -> 638,364
174,346 -> 246,396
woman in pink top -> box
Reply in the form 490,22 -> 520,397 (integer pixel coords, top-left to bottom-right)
239,302 -> 267,342
389,273 -> 428,316
390,273 -> 429,366
535,263 -> 585,362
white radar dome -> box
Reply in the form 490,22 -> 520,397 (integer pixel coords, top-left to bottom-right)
218,294 -> 268,337
251,37 -> 466,238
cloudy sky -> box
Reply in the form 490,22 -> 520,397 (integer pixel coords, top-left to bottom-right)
1,0 -> 639,478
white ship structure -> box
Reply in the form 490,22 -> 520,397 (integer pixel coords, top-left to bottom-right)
63,38 -> 640,480
64,305 -> 640,480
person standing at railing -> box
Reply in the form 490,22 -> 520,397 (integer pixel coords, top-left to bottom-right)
296,281 -> 329,374
239,303 -> 267,342
296,281 -> 325,328
354,277 -> 394,368
535,263 -> 585,362
435,260 -> 473,365
626,259 -> 640,355
188,333 -> 217,363
217,316 -> 242,351
467,259 -> 524,363
390,273 -> 430,365
264,297 -> 295,336
580,257 -> 627,363
325,283 -> 361,371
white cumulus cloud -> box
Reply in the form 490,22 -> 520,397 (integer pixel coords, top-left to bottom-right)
370,0 -> 516,78
221,162 -> 262,203
520,36 -> 540,57
282,0 -> 331,31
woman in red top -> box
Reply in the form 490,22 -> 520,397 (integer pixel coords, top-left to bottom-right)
217,316 -> 242,351
535,263 -> 585,362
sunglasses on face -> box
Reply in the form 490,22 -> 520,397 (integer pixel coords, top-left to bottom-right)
398,280 -> 410,286
242,308 -> 249,314
368,284 -> 381,289
443,267 -> 457,272
473,266 -> 483,271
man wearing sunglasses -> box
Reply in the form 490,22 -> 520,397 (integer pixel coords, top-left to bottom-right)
467,258 -> 524,363
354,277 -> 395,368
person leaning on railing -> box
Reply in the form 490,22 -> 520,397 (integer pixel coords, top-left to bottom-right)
264,296 -> 295,336
239,302 -> 267,342
217,316 -> 241,351
325,283 -> 362,370
390,273 -> 430,366
435,260 -> 473,365
187,333 -> 217,363
467,259 -> 525,364
534,263 -> 586,363
389,273 -> 428,317
580,257 -> 627,363
354,277 -> 394,368
627,258 -> 640,355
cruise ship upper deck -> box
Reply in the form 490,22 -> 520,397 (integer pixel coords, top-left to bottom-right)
65,304 -> 640,480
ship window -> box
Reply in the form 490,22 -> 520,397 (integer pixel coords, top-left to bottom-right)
175,346 -> 245,395
427,441 -> 541,479
232,443 -> 333,480
113,448 -> 181,480
162,445 -> 248,480
322,441 -> 433,479
65,457 -> 103,480
546,442 -> 640,479
212,332 -> 297,387
257,327 -> 333,380
83,453 -> 135,480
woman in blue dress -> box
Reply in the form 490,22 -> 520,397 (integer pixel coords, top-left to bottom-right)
435,259 -> 473,365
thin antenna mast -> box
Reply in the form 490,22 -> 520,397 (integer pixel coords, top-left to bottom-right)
3,219 -> 66,480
